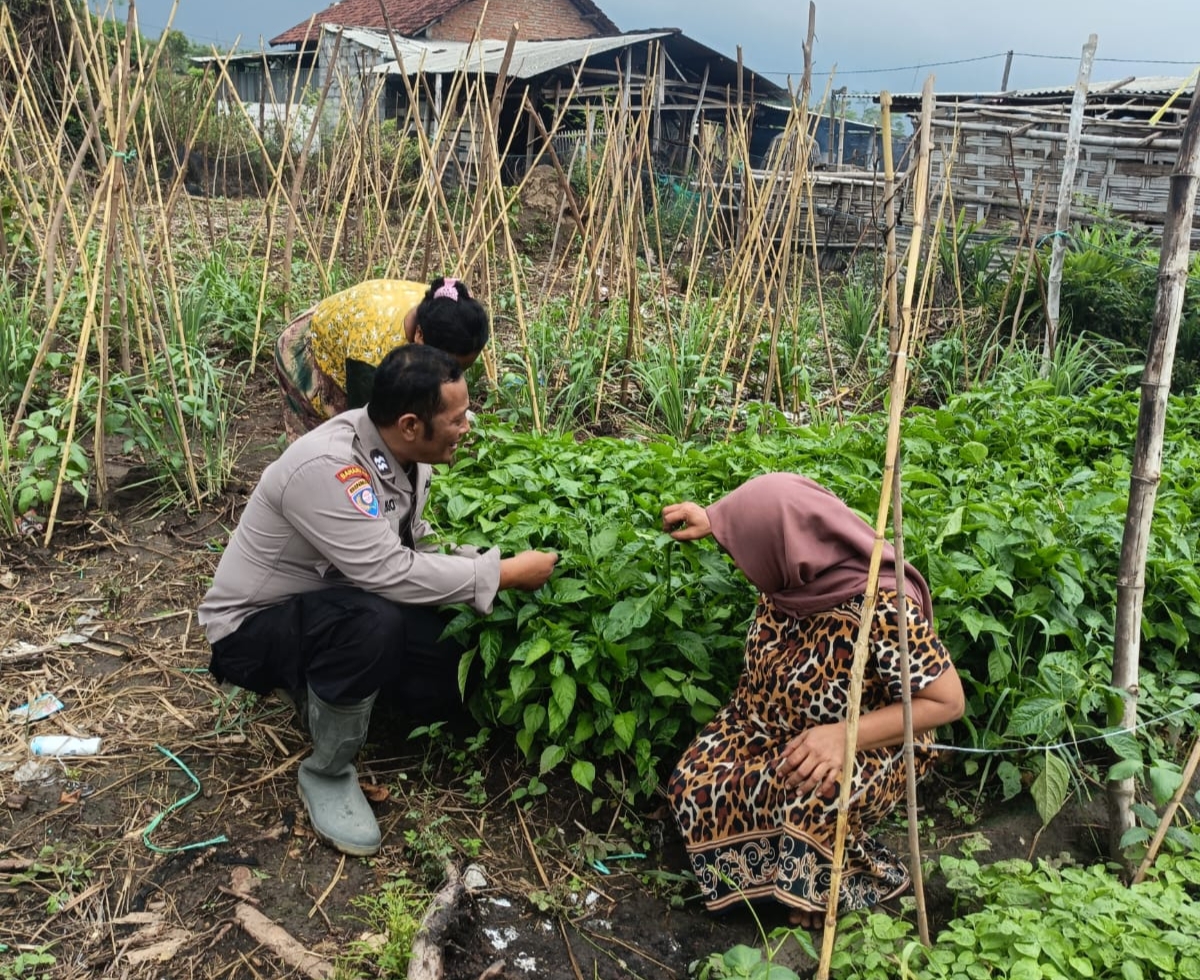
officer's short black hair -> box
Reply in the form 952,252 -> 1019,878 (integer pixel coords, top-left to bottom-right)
415,277 -> 490,356
368,344 -> 463,429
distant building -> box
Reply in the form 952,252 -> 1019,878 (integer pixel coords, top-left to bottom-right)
884,77 -> 1198,241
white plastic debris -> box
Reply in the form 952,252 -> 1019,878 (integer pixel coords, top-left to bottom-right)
12,760 -> 58,785
30,735 -> 101,757
463,863 -> 488,891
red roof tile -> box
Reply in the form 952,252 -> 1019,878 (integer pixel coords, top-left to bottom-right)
271,0 -> 618,48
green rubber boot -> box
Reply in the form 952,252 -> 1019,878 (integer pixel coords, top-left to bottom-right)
297,688 -> 381,856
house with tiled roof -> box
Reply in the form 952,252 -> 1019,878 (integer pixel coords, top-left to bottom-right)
192,0 -> 784,181
270,0 -> 619,49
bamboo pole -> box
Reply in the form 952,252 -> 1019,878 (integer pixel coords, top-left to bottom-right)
1043,34 -> 1096,374
815,74 -> 936,980
1131,732 -> 1200,885
1108,87 -> 1200,866
890,456 -> 929,946
880,92 -> 900,349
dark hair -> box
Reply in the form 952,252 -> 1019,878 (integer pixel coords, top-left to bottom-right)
415,277 -> 490,356
368,344 -> 463,429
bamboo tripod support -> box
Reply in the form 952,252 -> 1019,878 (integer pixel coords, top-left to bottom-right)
815,75 -> 936,980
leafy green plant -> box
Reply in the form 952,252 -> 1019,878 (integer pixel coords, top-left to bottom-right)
431,375 -> 1200,815
623,312 -> 732,440
110,345 -> 247,507
10,404 -> 92,516
833,277 -> 879,361
190,248 -> 274,360
484,296 -> 617,434
0,948 -> 56,980
697,944 -> 803,980
337,872 -> 427,979
826,844 -> 1200,979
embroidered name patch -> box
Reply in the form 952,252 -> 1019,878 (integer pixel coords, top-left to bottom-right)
370,449 -> 392,475
345,478 -> 380,518
336,464 -> 370,484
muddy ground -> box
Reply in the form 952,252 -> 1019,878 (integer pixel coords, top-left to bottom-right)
0,376 -> 1114,980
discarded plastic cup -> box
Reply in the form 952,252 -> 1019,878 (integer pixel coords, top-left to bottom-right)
9,693 -> 65,723
29,735 -> 101,757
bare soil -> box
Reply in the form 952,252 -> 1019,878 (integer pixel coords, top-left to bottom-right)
0,373 -> 1113,980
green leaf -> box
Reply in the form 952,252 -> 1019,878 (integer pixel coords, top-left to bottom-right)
509,665 -> 536,701
936,506 -> 964,548
722,946 -> 763,973
672,631 -> 711,670
1106,759 -> 1142,782
1105,730 -> 1142,762
478,629 -> 503,674
1006,698 -> 1067,739
1031,750 -> 1071,828
571,759 -> 596,791
551,577 -> 592,603
1068,956 -> 1096,977
959,606 -> 1012,641
960,441 -> 989,464
549,673 -> 577,734
603,597 -> 654,642
589,528 -> 620,560
538,744 -> 566,775
516,636 -> 552,666
457,648 -> 476,699
612,711 -> 637,750
1121,961 -> 1145,980
997,760 -> 1023,801
1148,765 -> 1183,807
1009,960 -> 1042,980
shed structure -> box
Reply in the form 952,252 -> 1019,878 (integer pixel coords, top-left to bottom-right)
887,77 -> 1199,242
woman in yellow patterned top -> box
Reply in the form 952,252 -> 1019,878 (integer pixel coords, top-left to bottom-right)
275,277 -> 489,441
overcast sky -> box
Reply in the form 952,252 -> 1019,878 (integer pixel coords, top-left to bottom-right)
127,0 -> 1199,96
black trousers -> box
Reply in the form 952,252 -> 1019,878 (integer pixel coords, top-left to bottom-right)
209,588 -> 470,722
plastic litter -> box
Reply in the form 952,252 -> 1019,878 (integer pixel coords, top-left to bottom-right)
9,693 -> 65,723
463,863 -> 489,891
29,735 -> 101,756
12,760 -> 57,785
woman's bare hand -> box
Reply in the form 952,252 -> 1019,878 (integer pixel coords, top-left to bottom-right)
661,501 -> 712,541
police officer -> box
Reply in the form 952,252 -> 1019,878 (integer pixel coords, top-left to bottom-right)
199,344 -> 557,856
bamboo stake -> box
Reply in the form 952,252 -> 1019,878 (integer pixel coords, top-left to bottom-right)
1109,86 -> 1200,865
890,456 -> 929,946
880,93 -> 900,347
815,74 -> 936,980
1131,732 -> 1200,885
1043,34 -> 1097,374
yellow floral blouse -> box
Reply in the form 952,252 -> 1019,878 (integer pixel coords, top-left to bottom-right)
309,279 -> 427,389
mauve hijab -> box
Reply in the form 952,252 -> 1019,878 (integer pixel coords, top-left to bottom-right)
705,472 -> 934,622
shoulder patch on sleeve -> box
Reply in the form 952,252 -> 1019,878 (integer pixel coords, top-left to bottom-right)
336,464 -> 371,484
344,478 -> 380,518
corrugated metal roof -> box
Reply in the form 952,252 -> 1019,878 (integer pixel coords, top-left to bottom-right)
888,75 -> 1194,104
366,30 -> 674,77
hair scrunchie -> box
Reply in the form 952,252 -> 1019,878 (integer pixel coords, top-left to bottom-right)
433,277 -> 460,301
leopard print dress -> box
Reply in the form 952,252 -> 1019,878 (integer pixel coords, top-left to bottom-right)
668,590 -> 952,916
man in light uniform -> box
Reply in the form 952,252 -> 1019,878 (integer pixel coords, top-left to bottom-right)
200,344 -> 557,855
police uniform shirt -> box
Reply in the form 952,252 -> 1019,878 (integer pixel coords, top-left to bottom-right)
198,408 -> 500,645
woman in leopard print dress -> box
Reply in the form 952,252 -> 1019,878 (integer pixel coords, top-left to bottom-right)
661,473 -> 964,928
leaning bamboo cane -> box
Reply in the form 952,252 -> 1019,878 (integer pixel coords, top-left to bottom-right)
880,92 -> 900,348
1109,84 -> 1200,865
1131,732 -> 1200,885
890,458 -> 930,946
815,74 -> 936,980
